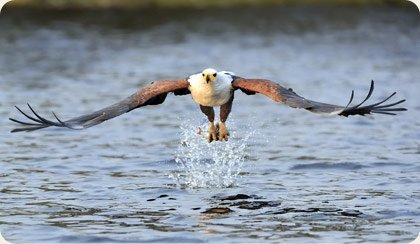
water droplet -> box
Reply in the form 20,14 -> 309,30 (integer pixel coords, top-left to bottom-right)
170,117 -> 254,188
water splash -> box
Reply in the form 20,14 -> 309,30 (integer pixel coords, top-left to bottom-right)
170,118 -> 254,189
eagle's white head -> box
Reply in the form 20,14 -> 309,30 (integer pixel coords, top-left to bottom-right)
201,68 -> 218,84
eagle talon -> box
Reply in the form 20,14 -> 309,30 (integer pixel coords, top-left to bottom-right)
218,122 -> 229,141
208,122 -> 218,143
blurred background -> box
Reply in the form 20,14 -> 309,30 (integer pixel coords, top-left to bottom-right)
1,0 -> 419,243
4,0 -> 417,9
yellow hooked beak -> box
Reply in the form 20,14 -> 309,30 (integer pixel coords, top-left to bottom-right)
202,72 -> 217,83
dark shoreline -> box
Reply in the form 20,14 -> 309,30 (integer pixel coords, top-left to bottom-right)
4,0 -> 414,10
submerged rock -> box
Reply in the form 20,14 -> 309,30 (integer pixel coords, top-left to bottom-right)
219,194 -> 253,201
202,207 -> 233,214
340,210 -> 363,217
233,200 -> 281,210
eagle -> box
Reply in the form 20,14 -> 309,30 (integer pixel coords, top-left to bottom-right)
10,68 -> 406,142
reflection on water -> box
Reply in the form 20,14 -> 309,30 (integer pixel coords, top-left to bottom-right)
0,6 -> 419,243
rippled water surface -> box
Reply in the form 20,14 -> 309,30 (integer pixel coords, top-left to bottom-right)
1,6 -> 419,243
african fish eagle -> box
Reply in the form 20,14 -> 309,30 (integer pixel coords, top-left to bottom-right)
10,68 -> 407,142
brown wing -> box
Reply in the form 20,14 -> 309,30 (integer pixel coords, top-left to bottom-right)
232,78 -> 406,116
10,79 -> 190,133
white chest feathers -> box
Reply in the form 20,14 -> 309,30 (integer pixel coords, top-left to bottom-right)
188,71 -> 234,107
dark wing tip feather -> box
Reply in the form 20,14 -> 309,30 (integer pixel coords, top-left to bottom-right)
343,90 -> 355,109
14,105 -> 43,123
339,80 -> 407,117
52,112 -> 81,130
10,104 -> 71,133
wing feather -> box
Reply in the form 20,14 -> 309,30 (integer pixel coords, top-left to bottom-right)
232,78 -> 406,117
10,79 -> 190,132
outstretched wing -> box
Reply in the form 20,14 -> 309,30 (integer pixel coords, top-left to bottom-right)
10,79 -> 190,132
232,78 -> 406,116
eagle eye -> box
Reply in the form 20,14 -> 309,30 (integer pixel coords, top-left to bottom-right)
213,73 -> 217,77
202,73 -> 205,77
